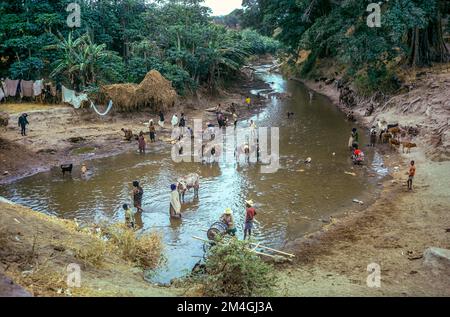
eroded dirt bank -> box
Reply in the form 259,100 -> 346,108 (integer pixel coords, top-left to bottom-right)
0,200 -> 182,296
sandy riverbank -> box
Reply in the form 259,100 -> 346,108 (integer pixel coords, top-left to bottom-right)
274,71 -> 450,296
0,75 -> 269,185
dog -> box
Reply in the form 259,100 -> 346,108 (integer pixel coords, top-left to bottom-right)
402,142 -> 417,154
61,164 -> 73,176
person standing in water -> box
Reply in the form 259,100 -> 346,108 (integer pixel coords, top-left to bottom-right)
351,128 -> 359,149
158,111 -> 165,128
245,96 -> 251,109
149,120 -> 156,143
132,181 -> 144,213
171,114 -> 179,128
123,204 -> 135,229
170,184 -> 182,219
244,200 -> 257,240
138,131 -> 146,154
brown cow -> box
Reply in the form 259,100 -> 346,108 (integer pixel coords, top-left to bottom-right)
402,142 -> 417,154
389,138 -> 401,151
388,127 -> 402,139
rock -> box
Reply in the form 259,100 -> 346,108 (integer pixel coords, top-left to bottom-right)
423,247 -> 450,275
3,171 -> 9,175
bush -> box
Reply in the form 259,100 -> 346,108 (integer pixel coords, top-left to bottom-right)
75,238 -> 107,268
105,224 -> 164,269
202,239 -> 277,297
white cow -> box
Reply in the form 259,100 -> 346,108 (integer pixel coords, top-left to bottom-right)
177,173 -> 200,203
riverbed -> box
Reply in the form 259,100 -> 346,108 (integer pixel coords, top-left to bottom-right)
0,66 -> 388,284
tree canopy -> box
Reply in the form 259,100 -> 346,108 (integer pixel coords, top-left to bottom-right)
0,0 -> 280,94
235,0 -> 450,94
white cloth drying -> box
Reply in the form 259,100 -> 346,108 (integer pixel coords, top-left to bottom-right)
62,85 -> 88,109
90,100 -> 113,116
33,80 -> 44,96
0,82 -> 5,101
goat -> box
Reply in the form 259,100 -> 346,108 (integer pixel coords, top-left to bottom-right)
177,173 -> 200,203
402,142 -> 417,154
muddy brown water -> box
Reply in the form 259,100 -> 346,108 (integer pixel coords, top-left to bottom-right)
0,66 -> 388,284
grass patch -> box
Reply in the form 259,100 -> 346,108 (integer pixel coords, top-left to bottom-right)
103,224 -> 165,269
74,238 -> 108,268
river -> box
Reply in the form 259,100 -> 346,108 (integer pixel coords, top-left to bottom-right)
0,65 -> 388,284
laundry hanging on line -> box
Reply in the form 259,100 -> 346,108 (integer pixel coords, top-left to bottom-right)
90,100 -> 113,116
4,79 -> 19,98
20,80 -> 34,98
62,85 -> 89,109
33,80 -> 44,96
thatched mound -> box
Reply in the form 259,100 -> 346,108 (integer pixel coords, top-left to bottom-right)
100,70 -> 177,112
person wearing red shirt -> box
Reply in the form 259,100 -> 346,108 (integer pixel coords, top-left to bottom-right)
244,200 -> 257,240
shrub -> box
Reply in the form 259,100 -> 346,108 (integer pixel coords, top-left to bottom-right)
104,224 -> 164,269
75,238 -> 107,268
202,238 -> 277,297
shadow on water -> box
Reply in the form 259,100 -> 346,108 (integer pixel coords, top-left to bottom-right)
0,66 -> 387,284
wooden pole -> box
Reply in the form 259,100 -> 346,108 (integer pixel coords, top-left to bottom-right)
191,236 -> 285,259
250,243 -> 295,258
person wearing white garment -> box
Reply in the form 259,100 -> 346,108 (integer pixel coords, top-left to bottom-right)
169,184 -> 182,219
171,114 -> 179,128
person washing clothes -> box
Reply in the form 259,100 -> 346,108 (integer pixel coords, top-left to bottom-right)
18,113 -> 29,136
170,184 -> 182,219
220,208 -> 236,236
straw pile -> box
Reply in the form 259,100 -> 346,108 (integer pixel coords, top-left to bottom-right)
100,70 -> 177,112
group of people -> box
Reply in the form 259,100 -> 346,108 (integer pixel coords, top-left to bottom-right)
218,200 -> 257,240
348,128 -> 365,165
123,181 -> 144,229
348,124 -> 417,191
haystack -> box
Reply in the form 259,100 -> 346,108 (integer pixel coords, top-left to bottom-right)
100,70 -> 177,112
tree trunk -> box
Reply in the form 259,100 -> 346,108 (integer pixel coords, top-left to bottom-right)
408,14 -> 449,67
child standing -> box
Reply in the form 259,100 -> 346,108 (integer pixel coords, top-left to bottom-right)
407,161 -> 416,191
123,204 -> 135,229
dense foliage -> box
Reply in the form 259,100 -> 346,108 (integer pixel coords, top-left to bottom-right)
236,0 -> 450,94
0,0 -> 279,94
201,239 -> 277,297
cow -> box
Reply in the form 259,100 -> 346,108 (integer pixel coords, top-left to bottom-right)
402,142 -> 417,154
177,173 -> 200,203
201,142 -> 222,164
389,138 -> 401,151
